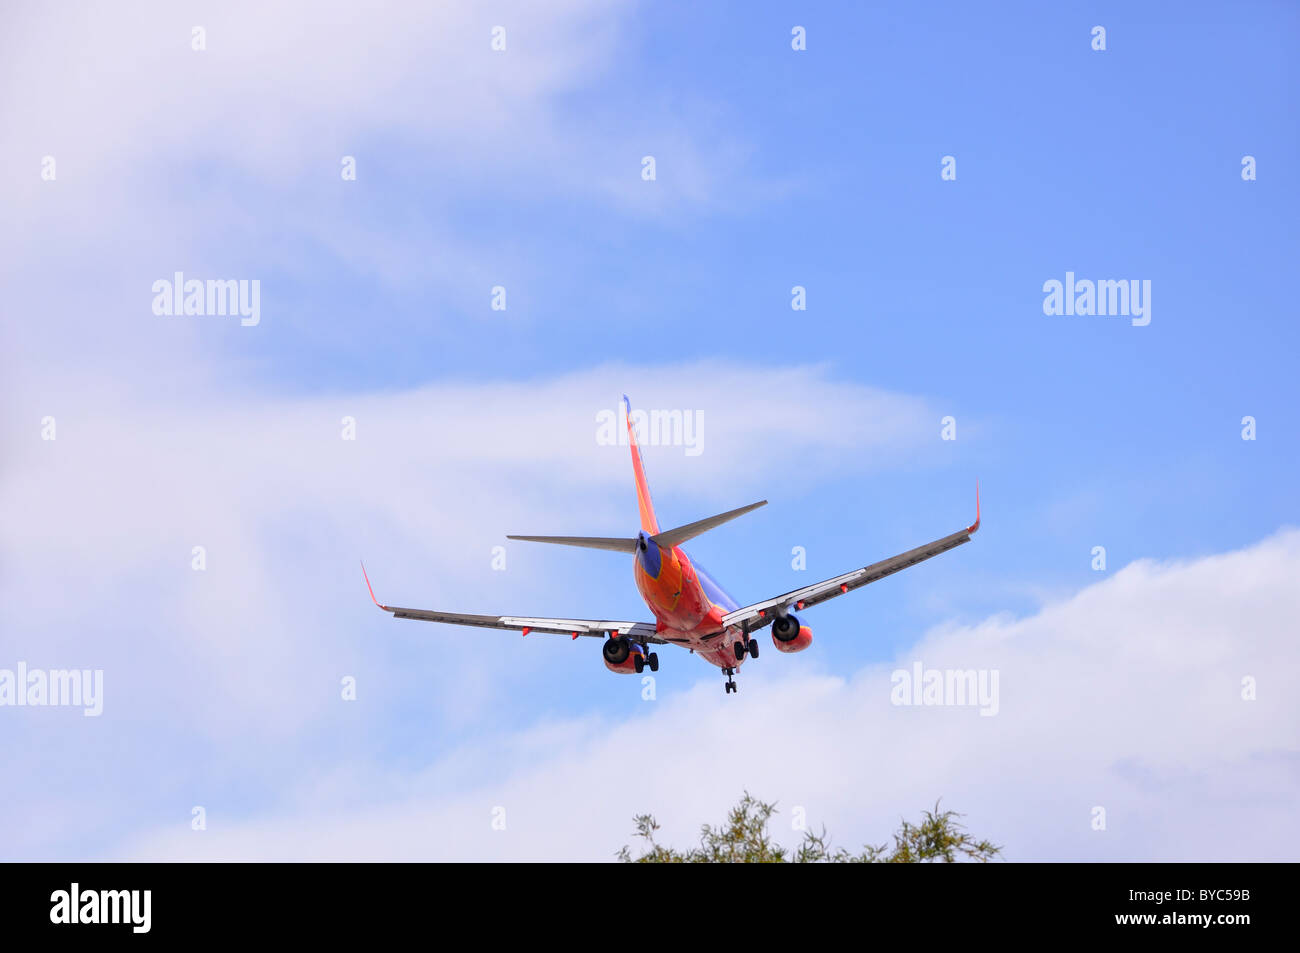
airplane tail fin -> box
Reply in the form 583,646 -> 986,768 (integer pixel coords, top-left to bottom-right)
505,397 -> 763,555
624,395 -> 661,534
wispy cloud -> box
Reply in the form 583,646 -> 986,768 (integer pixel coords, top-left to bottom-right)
112,528 -> 1300,861
0,361 -> 944,859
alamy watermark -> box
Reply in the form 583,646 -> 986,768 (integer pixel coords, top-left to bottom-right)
50,883 -> 150,933
890,662 -> 999,716
1043,272 -> 1150,326
1,663 -> 103,716
152,272 -> 261,326
596,406 -> 704,456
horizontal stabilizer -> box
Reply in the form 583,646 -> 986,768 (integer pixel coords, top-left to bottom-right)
652,500 -> 767,549
505,535 -> 638,553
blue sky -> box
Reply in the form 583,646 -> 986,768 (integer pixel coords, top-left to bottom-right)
2,1 -> 1298,860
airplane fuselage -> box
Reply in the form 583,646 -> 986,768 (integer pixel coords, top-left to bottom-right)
632,531 -> 746,670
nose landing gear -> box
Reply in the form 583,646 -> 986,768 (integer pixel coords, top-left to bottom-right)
723,668 -> 737,693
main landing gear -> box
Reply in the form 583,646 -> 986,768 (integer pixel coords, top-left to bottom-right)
634,652 -> 659,674
724,628 -> 755,693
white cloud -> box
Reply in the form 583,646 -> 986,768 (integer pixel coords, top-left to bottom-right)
113,527 -> 1300,861
0,0 -> 771,266
0,362 -> 943,858
0,0 -> 787,398
1,1 -> 625,180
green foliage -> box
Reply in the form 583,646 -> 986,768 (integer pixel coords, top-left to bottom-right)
617,792 -> 1001,863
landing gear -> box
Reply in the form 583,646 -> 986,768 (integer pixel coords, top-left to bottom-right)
647,652 -> 659,672
723,667 -> 737,694
732,636 -> 760,661
635,652 -> 660,674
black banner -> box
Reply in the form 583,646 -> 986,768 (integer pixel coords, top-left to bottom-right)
0,862 -> 1280,940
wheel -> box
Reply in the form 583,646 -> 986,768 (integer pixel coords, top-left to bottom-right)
748,639 -> 760,659
725,681 -> 737,694
647,653 -> 659,672
733,641 -> 746,661
634,655 -> 645,674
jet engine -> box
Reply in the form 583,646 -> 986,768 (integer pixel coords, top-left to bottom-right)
602,637 -> 657,673
770,614 -> 813,653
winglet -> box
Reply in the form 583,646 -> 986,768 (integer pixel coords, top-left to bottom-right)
361,560 -> 388,610
966,482 -> 981,535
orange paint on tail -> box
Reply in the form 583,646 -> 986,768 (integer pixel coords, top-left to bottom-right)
624,396 -> 660,534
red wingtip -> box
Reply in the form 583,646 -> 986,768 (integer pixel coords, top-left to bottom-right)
966,482 -> 981,535
360,560 -> 387,610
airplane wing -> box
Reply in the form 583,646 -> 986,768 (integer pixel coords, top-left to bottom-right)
361,563 -> 666,643
721,487 -> 981,632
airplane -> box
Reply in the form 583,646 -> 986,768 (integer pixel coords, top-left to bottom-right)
362,397 -> 980,694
